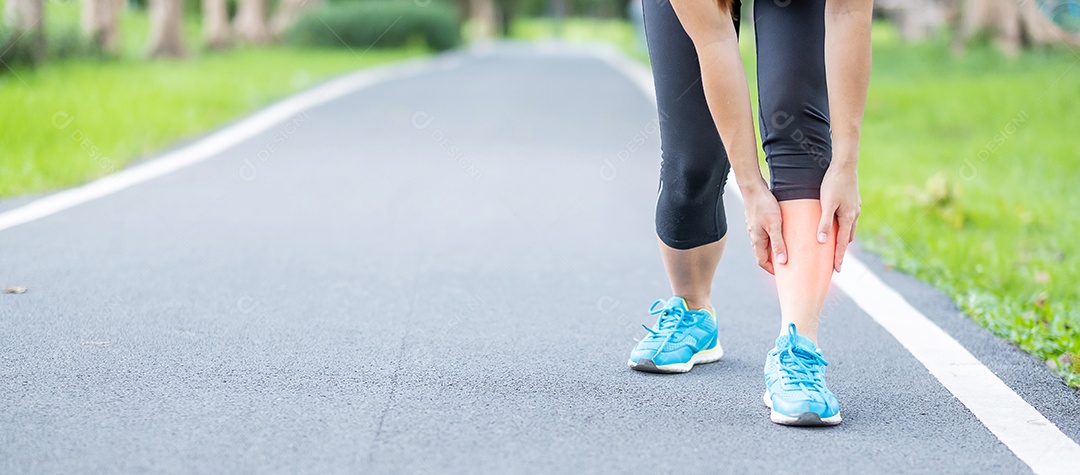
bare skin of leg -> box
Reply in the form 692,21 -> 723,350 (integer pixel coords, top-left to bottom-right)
771,199 -> 836,344
658,236 -> 727,314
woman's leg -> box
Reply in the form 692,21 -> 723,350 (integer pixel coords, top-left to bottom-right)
643,0 -> 739,313
754,0 -> 842,426
753,0 -> 834,344
625,0 -> 737,373
773,201 -> 834,343
658,236 -> 726,312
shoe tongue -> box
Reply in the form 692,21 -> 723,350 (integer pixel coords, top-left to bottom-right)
775,332 -> 817,353
667,296 -> 688,310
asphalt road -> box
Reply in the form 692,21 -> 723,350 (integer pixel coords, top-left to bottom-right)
2,43 -> 1077,474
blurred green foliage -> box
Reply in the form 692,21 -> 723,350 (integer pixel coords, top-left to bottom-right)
0,0 -> 202,62
287,1 -> 462,51
510,16 -> 645,61
0,25 -> 42,67
513,0 -> 631,18
1,26 -> 114,68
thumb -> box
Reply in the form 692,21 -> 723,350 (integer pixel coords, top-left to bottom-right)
769,225 -> 788,265
817,201 -> 834,244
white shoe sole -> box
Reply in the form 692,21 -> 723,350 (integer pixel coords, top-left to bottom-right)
627,344 -> 723,374
763,390 -> 842,426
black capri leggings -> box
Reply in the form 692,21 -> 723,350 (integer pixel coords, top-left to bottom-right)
644,0 -> 832,250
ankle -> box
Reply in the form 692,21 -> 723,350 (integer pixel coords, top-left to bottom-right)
679,296 -> 713,314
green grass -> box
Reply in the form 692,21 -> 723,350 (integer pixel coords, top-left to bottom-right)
858,27 -> 1080,387
509,17 -> 648,62
0,2 -> 428,196
515,18 -> 1080,386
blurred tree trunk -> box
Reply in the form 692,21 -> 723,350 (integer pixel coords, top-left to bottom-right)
234,0 -> 272,44
469,0 -> 496,39
954,0 -> 1020,54
953,0 -> 1080,55
203,0 -> 232,49
876,0 -> 950,42
271,0 -> 322,38
497,0 -> 516,37
3,0 -> 45,62
146,0 -> 186,57
82,0 -> 124,53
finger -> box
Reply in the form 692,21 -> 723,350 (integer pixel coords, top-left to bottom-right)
816,200 -> 836,244
768,221 -> 787,266
834,237 -> 850,273
835,217 -> 854,272
751,233 -> 774,275
754,242 -> 774,274
849,215 -> 859,243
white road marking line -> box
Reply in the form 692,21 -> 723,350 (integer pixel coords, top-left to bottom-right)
0,55 -> 462,233
596,43 -> 1080,475
833,257 -> 1080,475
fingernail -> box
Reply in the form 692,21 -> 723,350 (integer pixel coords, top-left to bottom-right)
777,253 -> 787,264
818,232 -> 827,243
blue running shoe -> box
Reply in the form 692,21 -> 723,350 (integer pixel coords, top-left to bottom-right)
627,296 -> 722,373
763,323 -> 841,426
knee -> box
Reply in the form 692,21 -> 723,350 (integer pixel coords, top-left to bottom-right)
661,151 -> 728,203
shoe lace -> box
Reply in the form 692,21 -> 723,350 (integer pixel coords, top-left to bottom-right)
641,299 -> 697,339
777,327 -> 829,392
778,346 -> 828,390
